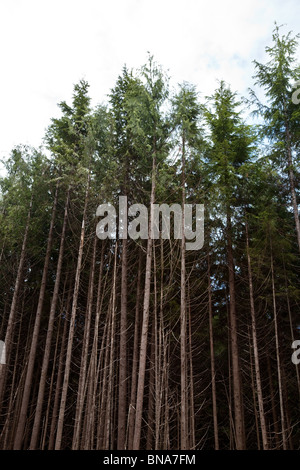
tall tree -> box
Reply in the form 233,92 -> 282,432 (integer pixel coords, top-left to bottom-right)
205,81 -> 254,449
131,56 -> 169,450
251,24 -> 300,252
172,83 -> 201,449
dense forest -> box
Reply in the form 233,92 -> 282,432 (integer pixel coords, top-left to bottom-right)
1,25 -> 300,450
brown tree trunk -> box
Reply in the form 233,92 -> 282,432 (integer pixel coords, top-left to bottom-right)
83,242 -> 105,449
132,148 -> 156,450
54,176 -> 90,450
208,253 -> 219,450
104,242 -> 118,449
270,249 -> 287,450
47,280 -> 71,450
117,237 -> 128,449
188,294 -> 195,450
127,250 -> 142,449
0,196 -> 33,409
72,233 -> 97,449
14,184 -> 59,449
267,355 -> 280,450
29,188 -> 69,449
180,135 -> 188,450
146,320 -> 155,450
248,333 -> 261,450
226,210 -> 245,449
245,219 -> 268,449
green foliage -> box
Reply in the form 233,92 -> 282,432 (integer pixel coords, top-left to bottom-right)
45,79 -> 92,180
251,23 -> 300,157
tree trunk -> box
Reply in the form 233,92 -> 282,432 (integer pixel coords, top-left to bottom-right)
270,249 -> 287,450
54,176 -> 90,450
226,210 -> 245,449
48,280 -> 71,450
14,183 -> 59,450
127,250 -> 142,449
29,187 -> 69,449
83,242 -> 105,449
208,253 -> 219,450
180,134 -> 188,450
245,218 -> 268,449
104,242 -> 118,450
248,333 -> 261,450
0,195 -> 33,409
72,233 -> 97,449
117,237 -> 128,449
132,147 -> 156,450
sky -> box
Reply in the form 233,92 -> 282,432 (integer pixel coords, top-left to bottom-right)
0,0 -> 300,173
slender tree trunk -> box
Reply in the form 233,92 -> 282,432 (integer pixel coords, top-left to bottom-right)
0,299 -> 24,449
187,293 -> 195,450
127,250 -> 142,449
29,188 -> 69,449
270,249 -> 287,450
104,242 -> 118,450
146,320 -> 155,450
180,134 -> 188,450
226,210 -> 245,450
14,184 -> 59,449
97,311 -> 111,449
72,233 -> 97,449
41,314 -> 61,449
155,239 -> 164,450
54,175 -> 90,450
132,147 -> 156,450
208,254 -> 219,450
163,329 -> 170,450
0,196 -> 33,409
96,251 -> 113,449
48,281 -> 71,450
83,242 -> 105,449
245,218 -> 268,449
281,364 -> 293,449
249,333 -> 261,450
267,355 -> 280,450
117,236 -> 128,449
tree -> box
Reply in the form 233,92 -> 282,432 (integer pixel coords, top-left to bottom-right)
205,81 -> 254,449
172,83 -> 202,449
251,24 -> 300,252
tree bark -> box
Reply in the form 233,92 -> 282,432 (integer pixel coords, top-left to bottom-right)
0,195 -> 33,410
72,233 -> 97,449
208,253 -> 219,450
54,176 -> 90,450
29,187 -> 69,449
132,148 -> 156,450
180,135 -> 188,450
270,248 -> 287,450
245,218 -> 268,450
14,184 -> 59,449
117,237 -> 128,449
227,210 -> 245,450
127,250 -> 142,449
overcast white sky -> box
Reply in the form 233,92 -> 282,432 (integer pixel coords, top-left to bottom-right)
0,0 -> 300,171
